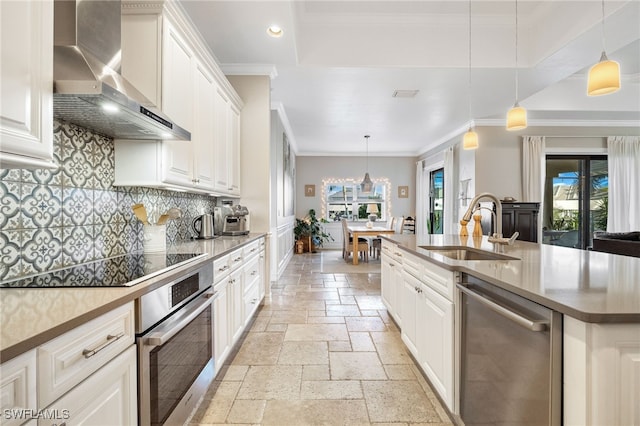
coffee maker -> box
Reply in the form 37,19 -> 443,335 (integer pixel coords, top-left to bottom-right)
222,205 -> 250,236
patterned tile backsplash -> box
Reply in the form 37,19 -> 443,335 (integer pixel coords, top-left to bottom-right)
0,119 -> 216,281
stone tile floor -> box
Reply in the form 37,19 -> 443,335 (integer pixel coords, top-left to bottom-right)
190,251 -> 454,426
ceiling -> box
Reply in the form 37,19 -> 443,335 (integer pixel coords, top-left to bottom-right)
179,0 -> 640,156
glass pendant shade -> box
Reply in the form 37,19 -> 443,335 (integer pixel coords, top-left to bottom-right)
463,128 -> 478,150
360,173 -> 373,193
506,104 -> 527,130
588,52 -> 621,95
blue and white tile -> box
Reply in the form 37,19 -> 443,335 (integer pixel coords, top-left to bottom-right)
95,223 -> 126,259
93,135 -> 115,189
21,165 -> 63,186
21,184 -> 63,228
123,223 -> 141,253
0,230 -> 22,281
0,169 -> 22,182
0,180 -> 21,229
94,190 -> 119,224
62,146 -> 94,189
62,188 -> 94,226
117,189 -> 137,224
62,226 -> 95,266
21,228 -> 63,275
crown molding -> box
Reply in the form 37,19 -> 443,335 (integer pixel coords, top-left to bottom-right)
222,64 -> 278,80
476,118 -> 640,127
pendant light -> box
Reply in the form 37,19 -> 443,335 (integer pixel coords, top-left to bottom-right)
463,0 -> 478,150
587,0 -> 621,96
506,0 -> 527,130
360,135 -> 373,193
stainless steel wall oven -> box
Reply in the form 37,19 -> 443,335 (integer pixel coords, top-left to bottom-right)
137,261 -> 214,426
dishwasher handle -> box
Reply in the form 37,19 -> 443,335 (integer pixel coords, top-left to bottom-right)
457,284 -> 548,332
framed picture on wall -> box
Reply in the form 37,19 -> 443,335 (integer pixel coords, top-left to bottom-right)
398,186 -> 409,198
305,184 -> 315,197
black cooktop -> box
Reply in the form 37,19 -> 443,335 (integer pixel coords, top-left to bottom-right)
0,253 -> 205,288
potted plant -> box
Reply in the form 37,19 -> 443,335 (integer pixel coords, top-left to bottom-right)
294,209 -> 333,252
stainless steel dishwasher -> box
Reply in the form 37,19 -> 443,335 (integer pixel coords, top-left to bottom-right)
457,275 -> 562,426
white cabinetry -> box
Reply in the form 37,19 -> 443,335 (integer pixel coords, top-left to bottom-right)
212,237 -> 266,371
381,242 -> 403,326
39,346 -> 137,426
0,0 -> 55,169
0,350 -> 36,426
117,1 -> 242,195
564,317 -> 640,425
0,303 -> 136,426
381,247 -> 456,412
213,253 -> 232,368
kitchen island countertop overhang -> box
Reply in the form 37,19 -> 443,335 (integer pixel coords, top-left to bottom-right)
382,233 -> 640,323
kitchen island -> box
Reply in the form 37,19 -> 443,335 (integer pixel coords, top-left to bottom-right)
381,233 -> 640,426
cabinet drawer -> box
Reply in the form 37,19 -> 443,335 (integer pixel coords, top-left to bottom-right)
402,251 -> 424,279
242,240 -> 260,260
213,253 -> 231,283
0,350 -> 36,426
422,262 -> 454,301
37,302 -> 134,407
243,257 -> 260,290
229,248 -> 244,271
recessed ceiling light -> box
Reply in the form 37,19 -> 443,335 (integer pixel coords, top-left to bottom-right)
267,25 -> 283,38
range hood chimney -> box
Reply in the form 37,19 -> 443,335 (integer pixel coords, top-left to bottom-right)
53,0 -> 190,141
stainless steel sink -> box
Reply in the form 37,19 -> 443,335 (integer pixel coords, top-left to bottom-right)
419,246 -> 519,261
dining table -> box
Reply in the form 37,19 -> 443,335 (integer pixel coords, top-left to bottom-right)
347,224 -> 396,265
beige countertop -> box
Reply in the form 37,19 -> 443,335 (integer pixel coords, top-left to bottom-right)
382,234 -> 640,324
0,234 -> 266,363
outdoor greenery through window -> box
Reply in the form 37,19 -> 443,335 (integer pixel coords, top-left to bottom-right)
323,180 -> 389,222
543,155 -> 608,250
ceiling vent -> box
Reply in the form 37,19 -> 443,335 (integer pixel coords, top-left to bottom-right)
392,90 -> 419,98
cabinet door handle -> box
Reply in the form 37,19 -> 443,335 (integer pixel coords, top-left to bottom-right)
251,271 -> 257,276
82,332 -> 125,358
234,257 -> 242,262
218,265 -> 229,272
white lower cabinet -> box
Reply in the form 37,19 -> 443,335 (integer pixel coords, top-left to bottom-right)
381,242 -> 403,325
0,303 -> 136,426
38,345 -> 137,426
228,267 -> 244,344
400,272 -> 419,356
417,282 -> 454,410
213,278 -> 230,368
0,350 -> 36,426
564,316 -> 640,425
382,248 -> 456,413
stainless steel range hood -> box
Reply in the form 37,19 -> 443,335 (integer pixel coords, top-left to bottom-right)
53,0 -> 190,141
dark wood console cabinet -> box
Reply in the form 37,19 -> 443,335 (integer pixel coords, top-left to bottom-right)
501,202 -> 540,243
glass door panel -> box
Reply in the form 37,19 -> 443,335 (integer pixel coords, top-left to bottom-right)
428,168 -> 444,234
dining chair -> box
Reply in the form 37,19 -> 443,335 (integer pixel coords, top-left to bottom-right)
371,217 -> 395,259
341,218 -> 369,262
393,216 -> 405,233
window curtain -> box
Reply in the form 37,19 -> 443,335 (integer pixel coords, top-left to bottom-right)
415,160 -> 425,235
443,147 -> 455,235
522,136 -> 545,241
607,136 -> 640,232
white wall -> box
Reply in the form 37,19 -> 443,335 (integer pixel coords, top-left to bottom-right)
228,75 -> 271,233
295,156 -> 416,220
418,124 -> 639,233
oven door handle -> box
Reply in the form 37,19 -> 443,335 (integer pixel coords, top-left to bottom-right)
144,290 -> 215,347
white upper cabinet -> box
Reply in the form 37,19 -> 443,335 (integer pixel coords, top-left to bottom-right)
0,0 -> 55,169
117,0 -> 242,195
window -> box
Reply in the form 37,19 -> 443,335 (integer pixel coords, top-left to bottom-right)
543,155 -> 608,250
322,179 -> 391,222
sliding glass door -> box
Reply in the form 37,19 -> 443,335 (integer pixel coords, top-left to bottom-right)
427,168 -> 444,234
543,156 -> 608,249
